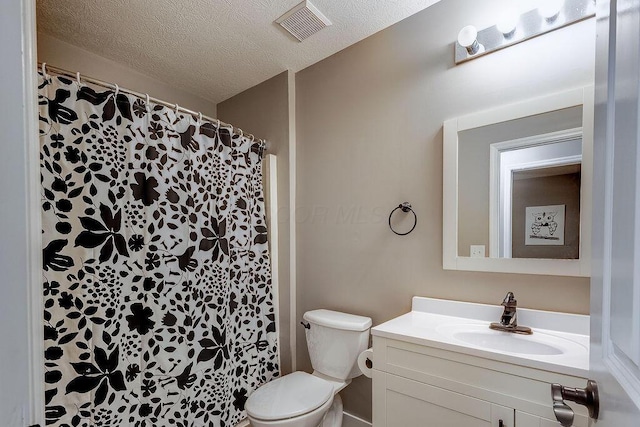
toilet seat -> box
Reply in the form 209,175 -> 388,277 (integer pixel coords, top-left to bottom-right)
246,372 -> 334,421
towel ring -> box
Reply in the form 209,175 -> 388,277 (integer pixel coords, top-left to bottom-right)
388,202 -> 417,236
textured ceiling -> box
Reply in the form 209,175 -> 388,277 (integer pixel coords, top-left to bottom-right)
36,0 -> 441,104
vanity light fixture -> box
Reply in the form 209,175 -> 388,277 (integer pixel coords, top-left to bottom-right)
454,0 -> 594,64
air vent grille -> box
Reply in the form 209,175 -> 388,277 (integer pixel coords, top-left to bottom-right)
276,0 -> 332,42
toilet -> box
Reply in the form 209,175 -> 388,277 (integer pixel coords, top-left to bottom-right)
246,309 -> 372,427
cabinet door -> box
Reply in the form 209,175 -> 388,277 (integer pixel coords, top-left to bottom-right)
516,410 -> 590,427
373,372 -> 514,427
516,411 -> 562,427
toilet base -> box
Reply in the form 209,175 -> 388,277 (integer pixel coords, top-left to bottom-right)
320,394 -> 342,427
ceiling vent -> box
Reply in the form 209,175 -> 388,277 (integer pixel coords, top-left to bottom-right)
275,0 -> 332,42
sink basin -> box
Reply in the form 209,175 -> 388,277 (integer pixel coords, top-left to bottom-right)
436,323 -> 586,356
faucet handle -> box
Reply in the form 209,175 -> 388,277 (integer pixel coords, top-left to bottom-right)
502,291 -> 516,307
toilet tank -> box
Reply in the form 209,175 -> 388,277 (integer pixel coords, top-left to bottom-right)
303,309 -> 372,380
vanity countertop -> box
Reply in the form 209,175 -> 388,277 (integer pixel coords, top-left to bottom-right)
372,296 -> 589,378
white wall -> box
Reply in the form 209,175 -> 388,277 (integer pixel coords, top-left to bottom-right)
0,0 -> 41,425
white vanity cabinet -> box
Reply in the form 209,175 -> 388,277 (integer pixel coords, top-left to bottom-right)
371,337 -> 589,427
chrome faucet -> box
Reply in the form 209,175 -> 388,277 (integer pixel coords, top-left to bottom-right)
489,292 -> 532,334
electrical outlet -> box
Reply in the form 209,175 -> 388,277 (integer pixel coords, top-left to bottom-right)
470,245 -> 485,258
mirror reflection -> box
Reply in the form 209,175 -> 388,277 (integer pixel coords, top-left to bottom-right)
457,106 -> 583,260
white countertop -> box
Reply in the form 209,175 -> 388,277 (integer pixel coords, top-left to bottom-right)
371,297 -> 590,378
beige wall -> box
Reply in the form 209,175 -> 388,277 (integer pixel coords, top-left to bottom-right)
37,32 -> 217,117
217,71 -> 295,374
295,0 -> 594,421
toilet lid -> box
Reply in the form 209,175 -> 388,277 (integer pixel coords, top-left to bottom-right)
245,372 -> 333,421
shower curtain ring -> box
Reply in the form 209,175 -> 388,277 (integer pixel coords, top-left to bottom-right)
114,84 -> 119,96
145,94 -> 150,110
76,71 -> 82,86
175,104 -> 180,115
198,112 -> 202,123
216,119 -> 221,129
41,62 -> 47,78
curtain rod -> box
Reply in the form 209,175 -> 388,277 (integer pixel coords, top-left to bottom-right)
38,62 -> 268,156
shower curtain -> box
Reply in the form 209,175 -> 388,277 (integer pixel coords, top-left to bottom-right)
39,72 -> 279,427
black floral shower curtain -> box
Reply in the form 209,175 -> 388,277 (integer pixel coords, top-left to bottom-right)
39,72 -> 279,427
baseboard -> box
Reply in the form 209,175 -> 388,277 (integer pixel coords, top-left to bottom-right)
342,411 -> 372,427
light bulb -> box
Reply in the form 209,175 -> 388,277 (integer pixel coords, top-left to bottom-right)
496,13 -> 518,37
538,0 -> 564,20
457,25 -> 481,55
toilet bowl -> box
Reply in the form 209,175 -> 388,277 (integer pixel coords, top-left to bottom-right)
247,398 -> 334,427
246,372 -> 334,427
246,310 -> 372,427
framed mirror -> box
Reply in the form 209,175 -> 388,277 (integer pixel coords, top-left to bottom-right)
443,86 -> 593,276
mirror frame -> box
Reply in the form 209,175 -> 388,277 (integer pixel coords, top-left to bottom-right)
443,86 -> 593,277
